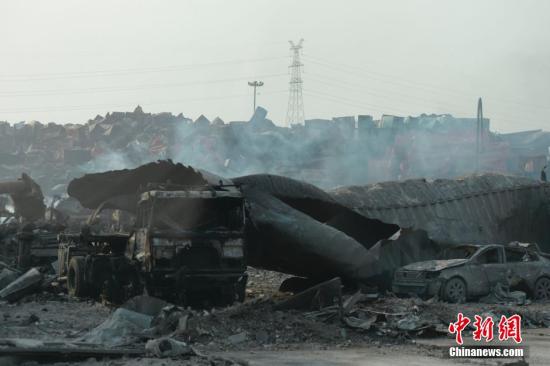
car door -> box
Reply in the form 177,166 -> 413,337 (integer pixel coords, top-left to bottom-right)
464,260 -> 489,297
460,256 -> 491,297
464,246 -> 506,296
477,247 -> 510,288
505,248 -> 543,289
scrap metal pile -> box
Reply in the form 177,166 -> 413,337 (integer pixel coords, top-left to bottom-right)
1,106 -> 549,198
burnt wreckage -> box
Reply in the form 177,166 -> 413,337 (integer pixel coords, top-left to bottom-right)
59,165 -> 247,305
0,174 -> 61,269
63,160 -> 550,303
393,242 -> 550,302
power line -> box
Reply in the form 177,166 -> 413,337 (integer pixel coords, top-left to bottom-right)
306,72 -> 545,125
0,90 -> 287,114
301,56 -> 549,127
303,54 -> 550,112
303,89 -> 412,116
305,73 -> 469,112
304,88 -> 530,129
0,56 -> 288,82
0,73 -> 287,98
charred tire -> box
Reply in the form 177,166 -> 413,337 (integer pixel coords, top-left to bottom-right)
67,257 -> 88,298
218,283 -> 246,306
219,288 -> 237,307
443,277 -> 467,303
236,282 -> 246,302
101,264 -> 141,305
534,277 -> 550,300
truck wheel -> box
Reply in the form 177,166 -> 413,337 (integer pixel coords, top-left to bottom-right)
68,257 -> 88,298
534,277 -> 550,300
218,289 -> 236,306
236,283 -> 246,302
443,277 -> 467,303
102,276 -> 122,304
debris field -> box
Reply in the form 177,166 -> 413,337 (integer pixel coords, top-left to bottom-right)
0,107 -> 548,365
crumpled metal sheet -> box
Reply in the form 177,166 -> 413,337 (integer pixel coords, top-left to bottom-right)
68,160 -> 207,209
234,174 -> 400,250
0,173 -> 45,222
330,174 -> 550,247
240,187 -> 374,280
232,177 -> 431,286
233,174 -> 337,204
233,173 -> 355,225
358,229 -> 440,288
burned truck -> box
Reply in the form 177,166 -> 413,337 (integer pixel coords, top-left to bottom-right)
58,183 -> 248,306
0,174 -> 64,270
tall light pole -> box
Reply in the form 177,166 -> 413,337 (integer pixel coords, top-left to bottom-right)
476,97 -> 483,173
248,81 -> 264,112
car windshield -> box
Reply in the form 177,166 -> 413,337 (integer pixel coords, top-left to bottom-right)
438,246 -> 478,260
148,197 -> 243,231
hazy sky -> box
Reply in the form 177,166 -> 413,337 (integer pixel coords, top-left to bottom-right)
1,0 -> 549,132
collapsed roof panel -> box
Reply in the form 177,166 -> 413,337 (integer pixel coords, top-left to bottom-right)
330,174 -> 550,247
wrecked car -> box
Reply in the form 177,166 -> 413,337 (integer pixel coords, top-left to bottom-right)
58,182 -> 247,306
392,243 -> 550,303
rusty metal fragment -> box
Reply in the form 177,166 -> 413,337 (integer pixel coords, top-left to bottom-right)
0,267 -> 43,302
0,173 -> 45,222
275,277 -> 342,311
0,339 -> 144,359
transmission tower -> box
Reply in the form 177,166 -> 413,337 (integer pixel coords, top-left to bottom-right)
285,39 -> 305,126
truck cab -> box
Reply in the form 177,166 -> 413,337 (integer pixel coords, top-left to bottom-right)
129,184 -> 248,305
59,183 -> 248,306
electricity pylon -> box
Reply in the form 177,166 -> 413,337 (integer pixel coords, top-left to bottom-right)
285,39 -> 305,126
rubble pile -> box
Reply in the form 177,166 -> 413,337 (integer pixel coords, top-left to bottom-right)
0,106 -> 547,363
1,106 -> 548,198
0,106 -> 188,196
1,274 -> 548,365
113,291 -> 550,351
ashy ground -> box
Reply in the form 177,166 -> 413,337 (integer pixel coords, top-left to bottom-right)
0,268 -> 545,365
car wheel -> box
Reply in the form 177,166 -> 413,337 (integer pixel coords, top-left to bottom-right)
443,277 -> 467,303
534,277 -> 550,300
67,257 -> 88,298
